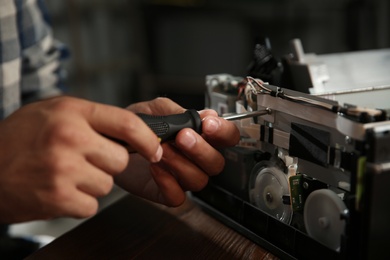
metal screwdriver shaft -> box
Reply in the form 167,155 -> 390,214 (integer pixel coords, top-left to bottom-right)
221,108 -> 271,121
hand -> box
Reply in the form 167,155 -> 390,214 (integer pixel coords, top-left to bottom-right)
115,97 -> 240,206
0,96 -> 162,223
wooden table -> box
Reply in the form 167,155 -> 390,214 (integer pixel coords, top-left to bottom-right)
27,194 -> 277,259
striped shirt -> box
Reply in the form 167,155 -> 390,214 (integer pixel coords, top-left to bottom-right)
0,0 -> 65,119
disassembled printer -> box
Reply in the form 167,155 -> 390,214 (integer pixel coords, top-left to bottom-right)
192,40 -> 390,259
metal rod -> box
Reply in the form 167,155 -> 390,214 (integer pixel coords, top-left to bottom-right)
221,108 -> 271,121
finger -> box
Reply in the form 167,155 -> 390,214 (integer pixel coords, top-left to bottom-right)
150,164 -> 186,206
201,116 -> 240,147
158,143 -> 209,190
75,162 -> 115,198
56,187 -> 100,219
199,109 -> 218,118
175,128 -> 226,176
127,97 -> 186,115
83,130 -> 130,175
40,176 -> 101,219
55,150 -> 115,198
83,102 -> 163,163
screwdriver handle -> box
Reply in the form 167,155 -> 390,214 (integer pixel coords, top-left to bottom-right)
137,109 -> 202,142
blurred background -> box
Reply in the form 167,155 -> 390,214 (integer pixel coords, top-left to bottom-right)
44,0 -> 390,110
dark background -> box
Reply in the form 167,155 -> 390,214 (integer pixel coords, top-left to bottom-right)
45,0 -> 390,109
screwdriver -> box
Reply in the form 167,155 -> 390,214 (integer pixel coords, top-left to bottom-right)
137,109 -> 202,142
137,108 -> 271,142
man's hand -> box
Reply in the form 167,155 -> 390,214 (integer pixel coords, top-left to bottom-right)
115,97 -> 240,206
0,96 -> 162,223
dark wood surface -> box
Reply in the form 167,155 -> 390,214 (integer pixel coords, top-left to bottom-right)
27,194 -> 278,259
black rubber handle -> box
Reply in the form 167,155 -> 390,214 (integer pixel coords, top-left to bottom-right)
137,109 -> 202,142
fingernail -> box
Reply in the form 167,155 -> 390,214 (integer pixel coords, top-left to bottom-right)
151,145 -> 163,163
204,117 -> 220,134
180,130 -> 197,149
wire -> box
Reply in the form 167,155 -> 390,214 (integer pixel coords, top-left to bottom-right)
244,76 -> 385,120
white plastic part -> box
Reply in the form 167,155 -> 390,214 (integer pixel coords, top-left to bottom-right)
249,166 -> 292,224
304,189 -> 347,251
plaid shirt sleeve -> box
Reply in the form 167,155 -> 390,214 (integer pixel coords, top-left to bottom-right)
0,0 -> 65,119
